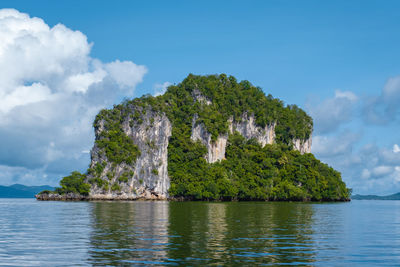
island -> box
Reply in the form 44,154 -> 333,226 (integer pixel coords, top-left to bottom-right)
37,74 -> 351,201
352,193 -> 400,200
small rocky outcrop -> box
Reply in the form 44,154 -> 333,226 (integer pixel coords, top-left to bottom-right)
35,192 -> 88,201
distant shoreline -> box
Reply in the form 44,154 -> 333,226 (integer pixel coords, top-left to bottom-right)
351,193 -> 400,200
0,184 -> 54,198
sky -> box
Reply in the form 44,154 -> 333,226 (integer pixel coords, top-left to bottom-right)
1,0 -> 400,195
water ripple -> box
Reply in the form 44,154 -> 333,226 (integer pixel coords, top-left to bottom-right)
1,200 -> 400,265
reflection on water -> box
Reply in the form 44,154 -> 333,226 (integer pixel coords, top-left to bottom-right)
167,202 -> 315,265
3,199 -> 400,265
88,201 -> 169,265
0,199 -> 91,266
88,201 -> 316,265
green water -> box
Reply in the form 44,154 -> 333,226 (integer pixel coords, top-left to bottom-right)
1,199 -> 400,265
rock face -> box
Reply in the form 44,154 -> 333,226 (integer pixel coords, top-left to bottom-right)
125,110 -> 171,199
192,89 -> 212,105
191,116 -> 228,163
191,111 -> 310,164
230,113 -> 276,147
89,108 -> 171,200
292,136 -> 312,154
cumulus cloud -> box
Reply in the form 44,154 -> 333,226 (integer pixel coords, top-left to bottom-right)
363,75 -> 400,125
154,81 -> 172,96
105,60 -> 147,89
306,80 -> 400,194
371,165 -> 393,177
361,169 -> 370,179
0,9 -> 147,185
382,76 -> 400,103
356,151 -> 400,194
306,90 -> 358,134
312,130 -> 360,158
314,137 -> 400,195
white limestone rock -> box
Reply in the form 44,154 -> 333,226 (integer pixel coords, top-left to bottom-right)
89,107 -> 171,200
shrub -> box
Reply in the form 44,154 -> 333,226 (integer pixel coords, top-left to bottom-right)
111,183 -> 121,191
56,171 -> 91,196
118,172 -> 129,183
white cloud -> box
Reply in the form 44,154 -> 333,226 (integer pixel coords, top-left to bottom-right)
0,164 -> 53,186
62,69 -> 106,94
382,76 -> 400,103
316,139 -> 400,195
154,81 -> 172,96
306,81 -> 400,194
363,75 -> 400,124
105,60 -> 147,89
372,165 -> 392,177
361,169 -> 370,179
335,90 -> 358,102
0,83 -> 51,113
312,130 -> 360,157
306,90 -> 359,134
0,9 -> 147,185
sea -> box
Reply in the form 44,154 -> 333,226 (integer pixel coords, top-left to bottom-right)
0,199 -> 399,266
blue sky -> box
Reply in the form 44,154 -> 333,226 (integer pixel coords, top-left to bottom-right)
1,1 -> 400,194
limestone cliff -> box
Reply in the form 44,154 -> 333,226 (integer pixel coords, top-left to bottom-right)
191,116 -> 228,163
191,110 -> 310,163
292,136 -> 312,155
88,107 -> 171,200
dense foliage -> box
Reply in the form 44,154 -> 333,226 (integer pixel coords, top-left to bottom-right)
94,106 -> 140,165
52,171 -> 91,196
169,133 -> 349,201
120,74 -> 350,201
146,74 -> 312,142
46,74 -> 350,201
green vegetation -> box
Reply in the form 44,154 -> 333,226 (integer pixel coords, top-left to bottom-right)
116,74 -> 350,201
122,74 -> 312,145
47,74 -> 350,201
50,171 -> 91,196
160,73 -> 313,143
106,172 -> 114,180
90,177 -> 107,188
94,106 -> 140,165
95,162 -> 106,176
118,172 -> 129,183
169,133 -> 349,200
111,183 -> 121,191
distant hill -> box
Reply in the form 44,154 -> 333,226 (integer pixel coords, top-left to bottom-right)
0,184 -> 54,198
352,193 -> 400,200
